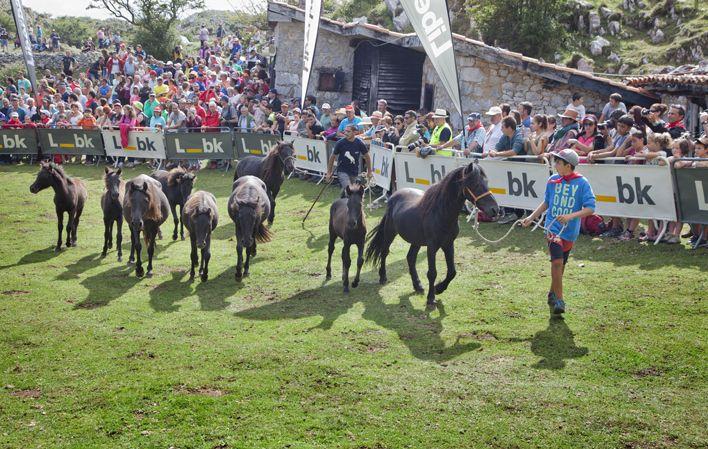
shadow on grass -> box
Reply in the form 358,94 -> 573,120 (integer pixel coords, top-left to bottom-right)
56,253 -> 103,280
0,246 -> 62,270
304,228 -> 329,252
235,259 -> 480,363
74,263 -> 140,309
148,266 -> 244,312
527,318 -> 588,370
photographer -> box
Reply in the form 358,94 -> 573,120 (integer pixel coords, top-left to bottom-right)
398,110 -> 422,149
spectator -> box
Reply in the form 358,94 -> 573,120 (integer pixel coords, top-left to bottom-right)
325,124 -> 373,195
599,93 -> 627,122
566,93 -> 586,120
376,99 -> 388,115
149,106 -> 166,130
526,114 -> 551,156
566,114 -> 600,157
547,109 -> 580,154
319,103 -> 332,128
666,104 -> 687,139
519,101 -> 533,130
337,105 -> 362,137
399,110 -> 421,149
482,106 -> 503,153
588,114 -> 633,162
429,109 -> 453,154
236,105 -> 255,131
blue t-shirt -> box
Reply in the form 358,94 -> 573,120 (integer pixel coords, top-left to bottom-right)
544,174 -> 596,242
149,115 -> 166,130
338,116 -> 362,133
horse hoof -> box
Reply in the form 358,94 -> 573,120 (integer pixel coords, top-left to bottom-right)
425,300 -> 437,309
435,284 -> 447,295
325,273 -> 331,280
201,274 -> 208,282
135,268 -> 144,278
108,244 -> 113,249
127,260 -> 134,265
172,235 -> 178,241
243,272 -> 249,278
379,277 -> 387,285
146,271 -> 153,278
117,256 -> 122,262
101,252 -> 107,258
352,280 -> 359,288
343,286 -> 350,294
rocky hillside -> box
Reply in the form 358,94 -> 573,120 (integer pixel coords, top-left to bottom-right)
327,0 -> 707,75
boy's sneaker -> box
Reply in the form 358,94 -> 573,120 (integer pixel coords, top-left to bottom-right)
547,292 -> 557,314
498,212 -> 518,225
552,298 -> 566,316
600,228 -> 622,238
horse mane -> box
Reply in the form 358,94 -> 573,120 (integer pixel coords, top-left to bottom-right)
261,144 -> 283,182
125,178 -> 163,222
167,167 -> 187,186
183,191 -> 215,218
419,166 -> 465,216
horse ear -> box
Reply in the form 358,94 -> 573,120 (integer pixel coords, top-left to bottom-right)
116,168 -> 122,176
141,181 -> 148,191
104,166 -> 109,174
345,185 -> 351,195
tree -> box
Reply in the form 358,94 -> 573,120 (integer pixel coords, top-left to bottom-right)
90,0 -> 205,59
468,0 -> 567,59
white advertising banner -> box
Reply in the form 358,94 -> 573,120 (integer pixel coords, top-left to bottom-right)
369,140 -> 395,192
394,151 -> 461,191
478,159 -> 552,210
102,129 -> 167,160
10,0 -> 37,92
290,136 -> 328,174
578,163 -> 677,221
301,0 -> 322,108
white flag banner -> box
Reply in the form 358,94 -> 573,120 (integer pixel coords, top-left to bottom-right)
399,0 -> 461,118
10,0 -> 37,92
301,0 -> 322,109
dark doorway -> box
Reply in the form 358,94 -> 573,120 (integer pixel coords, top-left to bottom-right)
352,41 -> 425,115
422,84 -> 434,113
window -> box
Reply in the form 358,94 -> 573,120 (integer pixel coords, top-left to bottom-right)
318,72 -> 337,92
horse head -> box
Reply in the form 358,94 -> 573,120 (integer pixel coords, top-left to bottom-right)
276,141 -> 296,175
192,206 -> 213,249
104,166 -> 122,201
128,181 -> 150,230
177,170 -> 196,204
29,161 -> 56,194
235,202 -> 258,248
345,182 -> 365,229
461,161 -> 500,219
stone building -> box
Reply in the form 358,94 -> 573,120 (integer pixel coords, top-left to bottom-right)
268,1 -> 656,127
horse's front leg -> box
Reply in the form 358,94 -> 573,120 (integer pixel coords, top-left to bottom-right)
351,241 -> 364,289
133,227 -> 144,277
101,216 -> 111,257
201,236 -> 211,282
341,242 -> 351,293
268,194 -> 276,225
116,216 -> 123,262
107,219 -> 114,249
426,245 -> 439,306
235,241 -> 244,281
127,223 -> 136,264
179,204 -> 185,240
189,233 -> 198,280
435,243 -> 457,295
146,230 -> 156,277
244,240 -> 254,277
65,210 -> 75,247
171,203 -> 179,241
326,230 -> 336,280
55,209 -> 64,252
407,244 -> 424,293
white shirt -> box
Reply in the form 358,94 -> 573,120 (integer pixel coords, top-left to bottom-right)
567,103 -> 586,121
482,121 -> 503,154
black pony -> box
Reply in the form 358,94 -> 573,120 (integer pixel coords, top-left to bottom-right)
182,191 -> 218,282
326,182 -> 366,293
30,162 -> 88,252
101,167 -> 124,260
366,162 -> 500,306
151,167 -> 196,240
123,174 -> 170,277
228,175 -> 272,281
234,141 -> 295,225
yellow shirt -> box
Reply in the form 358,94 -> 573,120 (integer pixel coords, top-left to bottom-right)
153,84 -> 169,99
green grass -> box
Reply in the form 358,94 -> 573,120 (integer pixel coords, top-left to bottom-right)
0,164 -> 706,448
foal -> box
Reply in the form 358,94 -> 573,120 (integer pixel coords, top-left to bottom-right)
101,167 -> 124,260
182,191 -> 218,282
151,167 -> 196,240
29,162 -> 87,252
326,182 -> 366,293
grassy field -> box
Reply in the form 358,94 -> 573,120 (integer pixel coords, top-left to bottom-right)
0,164 -> 705,449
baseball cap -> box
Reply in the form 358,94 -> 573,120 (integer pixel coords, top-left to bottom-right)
467,112 -> 481,121
485,106 -> 502,116
321,103 -> 331,110
554,149 -> 579,167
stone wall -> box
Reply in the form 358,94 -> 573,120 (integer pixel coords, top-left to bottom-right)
423,55 -> 607,129
0,51 -> 102,74
273,21 -> 354,106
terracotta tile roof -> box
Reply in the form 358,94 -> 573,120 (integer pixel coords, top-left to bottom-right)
268,1 -> 654,98
625,64 -> 708,87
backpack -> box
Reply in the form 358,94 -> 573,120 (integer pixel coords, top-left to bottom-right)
581,214 -> 606,236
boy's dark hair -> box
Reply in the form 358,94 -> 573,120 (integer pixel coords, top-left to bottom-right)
520,101 -> 532,115
557,158 -> 575,170
500,103 -> 511,116
502,116 -> 517,129
572,93 -> 583,102
617,115 -> 634,127
610,93 -> 623,102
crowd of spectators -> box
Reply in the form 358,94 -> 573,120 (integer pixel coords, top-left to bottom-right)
0,22 -> 706,247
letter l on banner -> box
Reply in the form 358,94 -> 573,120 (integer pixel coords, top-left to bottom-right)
9,0 -> 37,93
399,0 -> 462,119
301,0 -> 322,109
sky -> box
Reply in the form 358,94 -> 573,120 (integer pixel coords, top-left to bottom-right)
21,0 -> 263,20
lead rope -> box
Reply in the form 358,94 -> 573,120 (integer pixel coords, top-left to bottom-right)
464,202 -> 567,244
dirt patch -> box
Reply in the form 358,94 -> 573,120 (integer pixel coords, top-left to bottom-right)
174,385 -> 227,397
634,367 -> 663,378
2,290 -> 31,296
10,388 -> 41,399
127,350 -> 156,359
458,330 -> 498,341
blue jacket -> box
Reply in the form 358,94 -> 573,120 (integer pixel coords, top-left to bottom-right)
544,174 -> 595,242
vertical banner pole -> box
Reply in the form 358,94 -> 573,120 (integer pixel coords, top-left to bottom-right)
9,0 -> 38,94
301,0 -> 323,109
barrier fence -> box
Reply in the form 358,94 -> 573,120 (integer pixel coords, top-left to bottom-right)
0,127 -> 705,225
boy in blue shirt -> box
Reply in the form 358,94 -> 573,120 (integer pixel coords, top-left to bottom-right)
522,149 -> 596,316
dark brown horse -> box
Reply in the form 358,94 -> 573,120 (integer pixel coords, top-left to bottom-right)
326,182 -> 366,293
123,174 -> 170,277
151,167 -> 196,240
234,141 -> 295,225
366,162 -> 500,306
228,175 -> 272,281
101,167 -> 124,261
29,162 -> 88,252
182,191 -> 218,282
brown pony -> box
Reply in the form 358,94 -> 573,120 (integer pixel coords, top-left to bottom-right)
30,162 -> 88,252
101,167 -> 125,260
182,191 -> 219,282
123,174 -> 170,277
151,166 -> 196,240
326,182 -> 366,293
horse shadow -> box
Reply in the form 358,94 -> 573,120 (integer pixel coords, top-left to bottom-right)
235,259 -> 480,363
212,223 -> 235,241
73,263 -> 141,309
56,253 -> 104,280
304,228 -> 329,252
148,267 -> 243,312
0,247 -> 62,270
528,318 -> 589,369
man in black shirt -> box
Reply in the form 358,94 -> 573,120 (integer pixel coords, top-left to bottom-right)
326,124 -> 372,195
62,51 -> 76,76
268,88 -> 281,112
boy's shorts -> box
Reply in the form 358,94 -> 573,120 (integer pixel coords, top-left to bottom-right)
548,238 -> 574,264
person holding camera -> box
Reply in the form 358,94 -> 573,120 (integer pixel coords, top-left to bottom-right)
398,110 -> 422,149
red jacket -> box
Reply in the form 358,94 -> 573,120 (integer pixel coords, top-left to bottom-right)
202,110 -> 220,128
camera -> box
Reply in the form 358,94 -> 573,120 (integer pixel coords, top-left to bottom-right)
641,108 -> 650,116
598,121 -> 614,130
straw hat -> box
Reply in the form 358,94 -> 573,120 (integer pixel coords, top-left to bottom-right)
431,108 -> 448,119
557,109 -> 580,121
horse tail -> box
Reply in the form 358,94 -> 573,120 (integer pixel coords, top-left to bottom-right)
365,213 -> 389,268
255,222 -> 273,243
